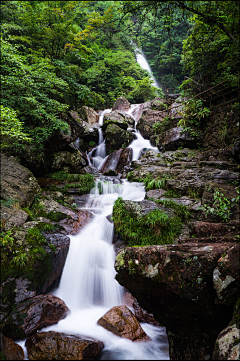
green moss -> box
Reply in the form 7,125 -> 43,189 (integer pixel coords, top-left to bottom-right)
43,173 -> 95,195
46,211 -> 67,222
112,197 -> 183,246
0,352 -> 7,360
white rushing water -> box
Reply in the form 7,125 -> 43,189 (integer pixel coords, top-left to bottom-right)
134,46 -> 160,88
39,179 -> 169,360
127,104 -> 159,161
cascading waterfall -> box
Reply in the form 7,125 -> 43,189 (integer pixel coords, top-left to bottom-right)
127,104 -> 159,161
17,52 -> 169,360
87,109 -> 111,169
133,44 -> 160,88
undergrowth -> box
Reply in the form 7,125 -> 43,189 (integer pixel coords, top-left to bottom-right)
112,197 -> 183,246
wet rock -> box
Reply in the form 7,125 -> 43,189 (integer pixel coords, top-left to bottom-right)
103,169 -> 118,176
102,111 -> 128,131
97,305 -> 150,341
136,109 -> 168,139
40,233 -> 70,292
123,292 -> 161,326
190,221 -> 239,238
115,242 -> 235,359
158,126 -> 198,151
48,150 -> 86,173
79,165 -> 100,175
0,332 -> 24,360
1,154 -> 40,209
116,148 -> 133,173
81,122 -> 100,143
0,205 -> 29,231
105,124 -> 134,153
145,189 -> 167,200
213,243 -> 239,305
70,210 -> 94,235
112,96 -> 130,111
212,299 -> 240,360
77,106 -> 99,124
100,150 -> 122,173
2,294 -> 69,340
25,331 -> 104,360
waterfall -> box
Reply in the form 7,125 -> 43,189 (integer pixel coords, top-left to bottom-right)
133,44 -> 160,88
127,104 -> 159,160
19,51 -> 170,360
41,175 -> 169,360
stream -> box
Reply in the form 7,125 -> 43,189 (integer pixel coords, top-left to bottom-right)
17,49 -> 169,360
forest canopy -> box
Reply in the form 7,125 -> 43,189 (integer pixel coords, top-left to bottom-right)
1,0 -> 239,153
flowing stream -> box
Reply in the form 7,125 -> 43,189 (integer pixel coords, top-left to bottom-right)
17,48 -> 169,359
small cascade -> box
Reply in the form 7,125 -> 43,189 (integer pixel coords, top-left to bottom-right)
127,104 -> 159,161
87,109 -> 111,169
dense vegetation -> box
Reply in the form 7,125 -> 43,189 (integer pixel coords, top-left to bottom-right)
1,1 -> 239,155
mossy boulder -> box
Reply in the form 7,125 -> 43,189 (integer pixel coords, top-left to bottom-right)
48,150 -> 86,173
1,154 -> 40,209
77,105 -> 99,124
102,111 -> 129,131
105,124 -> 134,153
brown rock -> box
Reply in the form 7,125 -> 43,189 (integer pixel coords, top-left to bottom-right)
112,96 -> 130,111
159,126 -> 198,151
116,148 -> 133,173
97,305 -> 150,341
0,154 -> 40,209
136,109 -> 168,139
2,294 -> 69,340
122,292 -> 161,326
70,210 -> 94,235
77,106 -> 99,124
100,150 -> 122,173
115,242 -> 237,359
0,332 -> 24,360
25,331 -> 104,360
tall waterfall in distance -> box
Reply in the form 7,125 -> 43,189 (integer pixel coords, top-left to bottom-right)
133,43 -> 160,88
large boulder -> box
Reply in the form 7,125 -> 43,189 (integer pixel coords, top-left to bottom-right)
2,294 -> 69,340
0,332 -> 24,360
105,124 -> 134,153
100,150 -> 122,173
48,149 -> 86,173
136,109 -> 168,139
116,148 -> 133,173
112,96 -> 130,111
77,106 -> 99,124
115,242 -> 237,360
157,126 -> 198,151
1,154 -> 40,209
100,148 -> 133,174
25,331 -> 104,360
212,299 -> 240,360
97,305 -> 150,341
0,205 -> 29,231
102,111 -> 129,131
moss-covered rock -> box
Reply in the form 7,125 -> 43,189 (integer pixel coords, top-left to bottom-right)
105,124 -> 134,153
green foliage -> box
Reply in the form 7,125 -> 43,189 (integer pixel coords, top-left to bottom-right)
202,187 -> 239,222
89,140 -> 96,147
152,116 -> 171,135
44,172 -> 95,195
0,105 -> 31,151
113,197 -> 183,246
143,174 -> 169,191
178,98 -> 210,131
